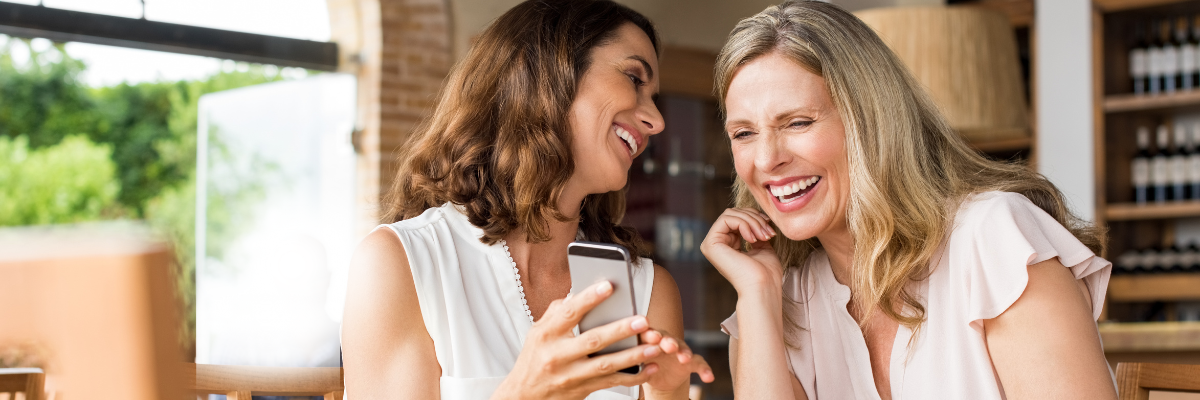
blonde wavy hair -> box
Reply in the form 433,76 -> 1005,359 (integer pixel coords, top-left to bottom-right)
715,0 -> 1105,329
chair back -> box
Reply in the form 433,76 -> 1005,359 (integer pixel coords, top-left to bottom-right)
0,368 -> 44,400
186,363 -> 344,400
1116,362 -> 1200,400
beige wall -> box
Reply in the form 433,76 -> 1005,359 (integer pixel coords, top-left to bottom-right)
449,0 -> 945,61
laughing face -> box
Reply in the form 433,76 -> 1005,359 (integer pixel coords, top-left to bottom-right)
724,52 -> 851,242
566,23 -> 663,196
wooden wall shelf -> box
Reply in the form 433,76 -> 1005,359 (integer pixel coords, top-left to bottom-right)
967,136 -> 1032,153
1106,202 -> 1200,221
1105,90 -> 1200,113
1100,322 -> 1200,352
1095,0 -> 1193,12
1109,273 -> 1200,301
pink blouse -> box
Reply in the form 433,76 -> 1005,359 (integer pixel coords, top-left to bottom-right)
721,191 -> 1113,399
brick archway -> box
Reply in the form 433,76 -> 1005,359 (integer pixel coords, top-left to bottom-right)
327,0 -> 453,233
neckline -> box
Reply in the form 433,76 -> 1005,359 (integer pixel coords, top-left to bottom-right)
498,239 -> 534,324
810,252 -> 911,400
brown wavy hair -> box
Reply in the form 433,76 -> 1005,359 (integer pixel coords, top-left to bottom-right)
382,0 -> 658,258
716,1 -> 1105,329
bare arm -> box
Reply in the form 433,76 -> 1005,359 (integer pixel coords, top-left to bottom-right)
700,208 -> 798,399
341,228 -> 441,399
641,264 -> 713,399
984,258 -> 1116,400
728,287 -> 802,399
729,336 -> 807,400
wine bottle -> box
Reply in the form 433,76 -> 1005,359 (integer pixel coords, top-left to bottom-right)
1134,126 -> 1152,204
1150,20 -> 1164,94
1192,16 -> 1200,90
1163,20 -> 1180,93
1153,124 -> 1172,202
1173,122 -> 1190,200
1132,23 -> 1149,94
1188,242 -> 1200,273
1191,123 -> 1200,200
1179,18 -> 1196,90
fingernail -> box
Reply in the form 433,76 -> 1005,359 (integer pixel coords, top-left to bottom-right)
644,364 -> 659,374
631,317 -> 648,331
595,281 -> 612,295
643,346 -> 660,357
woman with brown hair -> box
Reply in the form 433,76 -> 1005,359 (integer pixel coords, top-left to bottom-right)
340,0 -> 713,399
702,1 -> 1116,399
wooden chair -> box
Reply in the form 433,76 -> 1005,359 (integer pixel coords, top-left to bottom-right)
0,368 -> 44,400
186,363 -> 343,400
1116,362 -> 1200,400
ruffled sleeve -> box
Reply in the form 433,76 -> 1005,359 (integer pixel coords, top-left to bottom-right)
949,192 -> 1111,329
721,312 -> 740,339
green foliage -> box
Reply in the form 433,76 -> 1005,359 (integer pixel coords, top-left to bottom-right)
0,40 -> 98,148
0,37 -> 299,359
0,135 -> 124,225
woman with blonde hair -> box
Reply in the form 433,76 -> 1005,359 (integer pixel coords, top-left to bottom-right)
701,1 -> 1116,399
341,0 -> 712,398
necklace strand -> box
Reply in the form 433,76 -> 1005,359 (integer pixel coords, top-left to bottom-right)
499,239 -> 534,323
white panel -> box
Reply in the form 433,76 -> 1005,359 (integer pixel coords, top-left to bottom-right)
195,74 -> 357,367
1036,0 -> 1095,221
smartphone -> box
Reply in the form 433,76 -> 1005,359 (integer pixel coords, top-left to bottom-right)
567,241 -> 640,374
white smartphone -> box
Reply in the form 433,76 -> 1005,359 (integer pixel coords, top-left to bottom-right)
567,241 -> 640,374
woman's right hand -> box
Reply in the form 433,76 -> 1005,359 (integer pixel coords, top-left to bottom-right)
491,281 -> 663,400
700,207 -> 785,294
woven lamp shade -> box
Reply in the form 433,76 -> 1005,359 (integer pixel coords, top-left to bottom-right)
856,6 -> 1030,143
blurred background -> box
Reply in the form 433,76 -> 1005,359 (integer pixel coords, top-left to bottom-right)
2,0 -> 1200,399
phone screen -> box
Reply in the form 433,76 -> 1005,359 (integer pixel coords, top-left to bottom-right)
567,241 -> 640,374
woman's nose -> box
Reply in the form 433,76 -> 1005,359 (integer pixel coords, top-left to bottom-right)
755,132 -> 790,172
639,101 -> 665,136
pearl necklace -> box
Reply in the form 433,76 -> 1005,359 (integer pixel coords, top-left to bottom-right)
499,239 -> 534,323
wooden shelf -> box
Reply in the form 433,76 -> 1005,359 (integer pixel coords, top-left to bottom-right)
1105,90 -> 1200,113
1100,322 -> 1200,352
1109,273 -> 1200,301
1106,201 -> 1200,221
1095,0 -> 1193,12
967,0 -> 1033,29
967,136 -> 1032,153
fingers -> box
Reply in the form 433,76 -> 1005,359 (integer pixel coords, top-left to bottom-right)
725,208 -> 775,242
640,330 -> 692,364
639,330 -> 714,382
578,362 -> 658,393
561,314 -> 650,360
706,208 -> 775,248
536,281 -> 614,334
575,344 -> 661,379
688,354 -> 715,383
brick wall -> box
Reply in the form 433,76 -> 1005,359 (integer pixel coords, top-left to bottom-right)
378,0 -> 453,221
328,0 -> 452,234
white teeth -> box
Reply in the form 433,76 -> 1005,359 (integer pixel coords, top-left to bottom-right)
770,177 -> 820,203
615,126 -> 637,155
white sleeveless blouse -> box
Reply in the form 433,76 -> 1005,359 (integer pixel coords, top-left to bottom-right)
722,191 -> 1114,399
382,202 -> 655,399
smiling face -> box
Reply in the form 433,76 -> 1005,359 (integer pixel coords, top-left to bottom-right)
566,23 -> 664,197
725,52 -> 851,242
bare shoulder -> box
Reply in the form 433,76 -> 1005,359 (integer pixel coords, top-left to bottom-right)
342,227 -> 440,398
984,257 -> 1115,399
353,227 -> 410,274
647,263 -> 683,336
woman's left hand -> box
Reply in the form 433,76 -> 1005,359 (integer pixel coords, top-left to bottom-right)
638,329 -> 714,398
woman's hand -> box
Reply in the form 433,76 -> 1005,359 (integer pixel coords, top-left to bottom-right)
638,329 -> 714,398
700,207 -> 785,294
492,281 -> 663,400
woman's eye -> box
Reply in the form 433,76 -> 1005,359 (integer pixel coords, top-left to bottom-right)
628,74 -> 645,87
789,120 -> 812,128
732,130 -> 754,139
